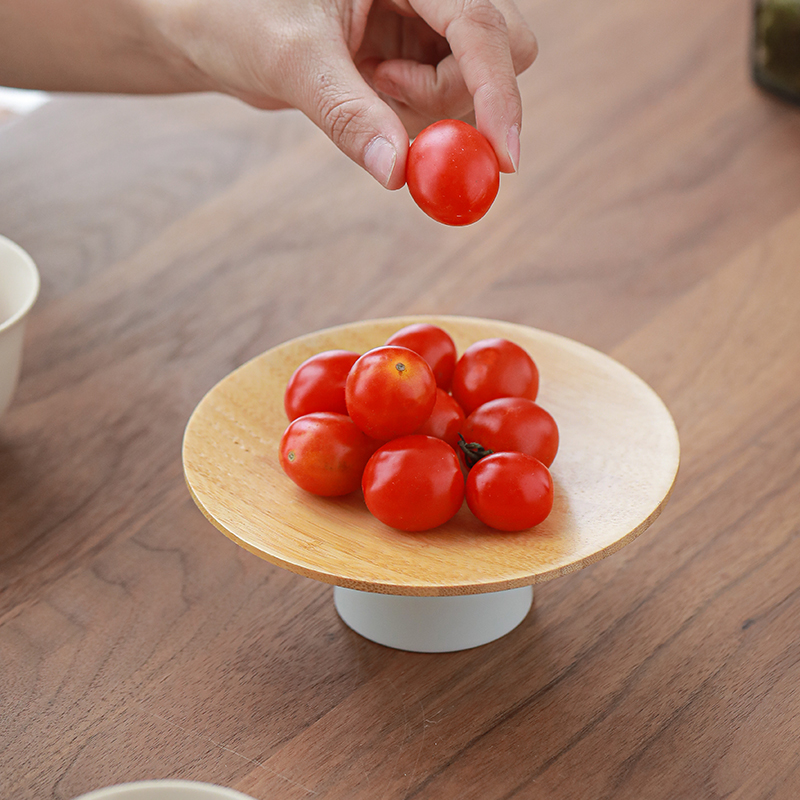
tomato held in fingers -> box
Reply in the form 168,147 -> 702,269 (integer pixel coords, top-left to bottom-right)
362,435 -> 465,531
406,119 -> 500,226
385,323 -> 458,391
346,346 -> 437,440
284,349 -> 360,421
414,388 -> 466,450
460,396 -> 559,467
466,452 -> 554,532
451,338 -> 539,415
279,412 -> 377,496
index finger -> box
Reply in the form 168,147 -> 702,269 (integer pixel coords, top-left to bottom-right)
409,0 -> 536,171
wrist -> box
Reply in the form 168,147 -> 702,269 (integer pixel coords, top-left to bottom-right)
125,0 -> 219,94
0,0 -> 217,94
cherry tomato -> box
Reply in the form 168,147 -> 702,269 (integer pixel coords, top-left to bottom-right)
284,349 -> 360,421
466,452 -> 554,532
362,435 -> 464,531
384,323 -> 457,391
460,396 -> 559,467
414,388 -> 466,450
345,346 -> 437,440
451,338 -> 539,415
279,412 -> 376,496
406,119 -> 500,226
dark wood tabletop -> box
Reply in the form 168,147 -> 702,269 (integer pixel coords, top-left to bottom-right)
3,0 -> 800,797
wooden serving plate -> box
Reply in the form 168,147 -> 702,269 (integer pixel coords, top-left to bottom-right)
183,317 -> 680,616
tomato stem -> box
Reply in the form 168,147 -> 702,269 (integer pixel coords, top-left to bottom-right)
457,434 -> 493,469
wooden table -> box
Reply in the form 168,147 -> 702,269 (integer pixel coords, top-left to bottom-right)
3,0 -> 800,797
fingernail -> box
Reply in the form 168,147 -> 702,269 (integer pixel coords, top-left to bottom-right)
507,125 -> 521,172
364,136 -> 397,187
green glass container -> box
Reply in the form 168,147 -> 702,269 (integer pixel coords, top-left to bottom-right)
752,0 -> 800,104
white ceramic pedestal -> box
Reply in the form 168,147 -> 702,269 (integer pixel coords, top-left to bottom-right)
333,585 -> 534,652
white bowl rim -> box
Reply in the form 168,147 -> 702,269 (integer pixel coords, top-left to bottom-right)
72,779 -> 257,800
0,233 -> 40,334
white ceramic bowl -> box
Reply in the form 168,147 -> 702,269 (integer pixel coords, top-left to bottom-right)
73,780 -> 256,800
0,234 -> 39,417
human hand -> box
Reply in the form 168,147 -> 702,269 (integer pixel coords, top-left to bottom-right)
151,0 -> 537,189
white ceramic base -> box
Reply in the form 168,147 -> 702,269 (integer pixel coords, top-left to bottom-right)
333,585 -> 534,652
73,780 -> 255,800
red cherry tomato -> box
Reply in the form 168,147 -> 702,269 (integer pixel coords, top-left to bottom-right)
406,119 -> 500,226
451,338 -> 539,415
362,435 -> 464,531
284,349 -> 360,421
345,346 -> 437,440
414,388 -> 466,450
384,323 -> 457,391
466,452 -> 554,531
279,412 -> 376,496
460,396 -> 559,467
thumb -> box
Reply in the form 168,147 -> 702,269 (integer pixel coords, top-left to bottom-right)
293,42 -> 410,190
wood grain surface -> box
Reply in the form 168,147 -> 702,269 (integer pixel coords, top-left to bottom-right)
183,315 -> 679,595
2,0 -> 800,797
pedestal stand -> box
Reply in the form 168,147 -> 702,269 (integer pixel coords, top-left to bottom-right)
333,585 -> 534,652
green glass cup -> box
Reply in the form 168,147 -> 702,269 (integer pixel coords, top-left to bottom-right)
752,0 -> 800,104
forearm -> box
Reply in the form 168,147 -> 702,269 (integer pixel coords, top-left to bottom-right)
0,0 -> 209,93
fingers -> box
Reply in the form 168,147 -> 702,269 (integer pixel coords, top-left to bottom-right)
287,38 -> 411,190
371,55 -> 473,124
162,0 -> 535,187
491,0 -> 539,73
375,0 -> 537,173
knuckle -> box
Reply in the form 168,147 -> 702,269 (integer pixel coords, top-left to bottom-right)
317,89 -> 369,145
514,27 -> 538,71
461,1 -> 509,37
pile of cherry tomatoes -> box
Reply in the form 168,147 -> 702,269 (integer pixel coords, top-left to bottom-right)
279,323 -> 559,533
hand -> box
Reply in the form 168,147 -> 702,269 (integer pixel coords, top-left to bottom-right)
151,0 -> 538,188
0,0 -> 537,189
